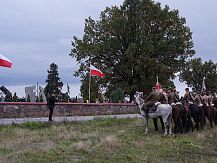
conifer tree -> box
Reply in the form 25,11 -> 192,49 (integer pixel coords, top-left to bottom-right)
27,95 -> 31,102
44,63 -> 63,98
12,92 -> 18,102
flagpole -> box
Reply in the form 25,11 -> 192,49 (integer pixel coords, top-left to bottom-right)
89,64 -> 91,103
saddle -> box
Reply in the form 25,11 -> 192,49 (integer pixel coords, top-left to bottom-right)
148,102 -> 161,113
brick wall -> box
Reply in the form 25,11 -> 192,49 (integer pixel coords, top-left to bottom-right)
0,102 -> 139,118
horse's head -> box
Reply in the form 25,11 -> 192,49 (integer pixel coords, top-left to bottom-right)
134,91 -> 144,106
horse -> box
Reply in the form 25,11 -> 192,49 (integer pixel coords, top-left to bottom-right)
203,105 -> 215,128
134,92 -> 173,135
212,98 -> 217,125
171,103 -> 186,133
182,104 -> 193,132
188,103 -> 205,131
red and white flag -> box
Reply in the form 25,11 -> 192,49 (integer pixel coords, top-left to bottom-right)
155,76 -> 161,91
90,65 -> 105,77
0,54 -> 12,68
156,82 -> 161,91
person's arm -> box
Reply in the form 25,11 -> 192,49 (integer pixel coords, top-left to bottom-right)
183,93 -> 187,100
144,93 -> 152,102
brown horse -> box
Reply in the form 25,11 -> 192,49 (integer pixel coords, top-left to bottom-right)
172,103 -> 193,133
213,98 -> 217,125
203,105 -> 215,128
187,103 -> 205,131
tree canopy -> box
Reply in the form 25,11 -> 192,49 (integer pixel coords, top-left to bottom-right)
180,58 -> 217,92
70,0 -> 195,100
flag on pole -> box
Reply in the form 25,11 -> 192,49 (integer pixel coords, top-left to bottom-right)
201,77 -> 206,94
156,76 -> 161,91
90,65 -> 105,77
0,54 -> 12,68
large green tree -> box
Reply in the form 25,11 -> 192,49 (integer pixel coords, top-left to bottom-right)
44,63 -> 63,98
70,0 -> 195,100
179,58 -> 217,92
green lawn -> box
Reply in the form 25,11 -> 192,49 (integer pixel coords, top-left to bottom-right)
0,118 -> 217,163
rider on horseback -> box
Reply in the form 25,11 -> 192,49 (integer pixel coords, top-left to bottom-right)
144,87 -> 159,115
168,88 -> 176,105
159,88 -> 168,104
194,90 -> 203,106
183,88 -> 194,104
207,91 -> 214,106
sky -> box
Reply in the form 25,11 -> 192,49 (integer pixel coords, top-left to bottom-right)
0,0 -> 217,98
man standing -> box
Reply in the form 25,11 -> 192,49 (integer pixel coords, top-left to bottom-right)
47,93 -> 57,121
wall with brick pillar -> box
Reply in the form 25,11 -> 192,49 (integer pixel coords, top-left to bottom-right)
0,102 -> 139,118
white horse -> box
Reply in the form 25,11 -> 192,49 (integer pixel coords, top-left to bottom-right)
134,91 -> 173,135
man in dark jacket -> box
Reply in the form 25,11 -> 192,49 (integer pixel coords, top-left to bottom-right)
183,88 -> 194,104
144,87 -> 159,107
168,89 -> 176,105
144,87 -> 159,114
159,88 -> 168,104
47,93 -> 57,121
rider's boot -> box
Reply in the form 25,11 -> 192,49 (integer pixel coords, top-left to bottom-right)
145,108 -> 149,118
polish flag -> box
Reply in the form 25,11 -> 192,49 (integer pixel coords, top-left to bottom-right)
156,82 -> 161,91
155,76 -> 161,91
90,65 -> 105,77
0,54 -> 12,68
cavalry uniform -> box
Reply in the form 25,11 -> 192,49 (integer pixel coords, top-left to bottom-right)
159,91 -> 168,104
194,94 -> 203,106
173,89 -> 180,102
207,92 -> 214,106
144,90 -> 159,108
168,91 -> 176,105
202,94 -> 209,106
183,88 -> 194,104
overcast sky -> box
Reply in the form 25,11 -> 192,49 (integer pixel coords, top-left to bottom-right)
0,0 -> 217,97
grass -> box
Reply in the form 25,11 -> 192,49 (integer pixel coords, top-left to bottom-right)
0,118 -> 217,162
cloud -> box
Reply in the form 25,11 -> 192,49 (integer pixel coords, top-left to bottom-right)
0,0 -> 216,96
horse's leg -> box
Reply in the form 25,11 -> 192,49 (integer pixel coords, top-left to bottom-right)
173,115 -> 178,134
153,118 -> 158,131
162,115 -> 169,135
183,113 -> 188,133
160,117 -> 165,130
190,117 -> 194,132
214,108 -> 217,125
203,107 -> 207,125
168,113 -> 173,135
199,107 -> 205,130
144,116 -> 148,134
193,116 -> 199,131
207,107 -> 213,128
211,107 -> 214,128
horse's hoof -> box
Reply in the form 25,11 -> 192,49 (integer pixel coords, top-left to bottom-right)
169,133 -> 176,137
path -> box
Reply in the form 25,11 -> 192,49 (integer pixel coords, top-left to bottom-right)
0,114 -> 141,125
